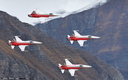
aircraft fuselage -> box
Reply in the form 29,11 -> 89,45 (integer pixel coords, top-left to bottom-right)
68,37 -> 93,41
28,14 -> 57,18
60,64 -> 85,70
9,42 -> 36,46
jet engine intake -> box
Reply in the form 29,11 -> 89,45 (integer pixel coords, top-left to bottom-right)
80,65 -> 83,67
88,36 -> 91,38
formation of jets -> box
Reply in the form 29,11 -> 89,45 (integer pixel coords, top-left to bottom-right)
8,30 -> 99,76
8,36 -> 42,51
58,59 -> 91,76
6,9 -> 100,77
67,30 -> 100,46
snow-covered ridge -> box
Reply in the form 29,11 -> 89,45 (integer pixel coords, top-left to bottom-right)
38,0 -> 108,24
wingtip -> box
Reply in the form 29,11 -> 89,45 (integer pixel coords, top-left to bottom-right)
73,30 -> 79,31
65,58 -> 69,61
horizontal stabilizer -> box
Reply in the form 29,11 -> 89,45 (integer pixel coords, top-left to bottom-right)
58,64 -> 65,73
11,46 -> 15,49
70,40 -> 74,44
67,35 -> 74,44
61,69 -> 65,73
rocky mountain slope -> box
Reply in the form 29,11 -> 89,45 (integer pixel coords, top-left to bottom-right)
35,0 -> 128,79
0,11 -> 124,80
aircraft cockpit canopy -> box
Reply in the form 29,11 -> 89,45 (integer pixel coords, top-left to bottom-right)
31,11 -> 37,14
11,39 -> 16,42
49,13 -> 53,15
71,34 -> 75,37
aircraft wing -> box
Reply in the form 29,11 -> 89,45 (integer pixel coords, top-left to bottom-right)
69,69 -> 77,76
15,36 -> 22,42
73,30 -> 81,36
77,40 -> 86,46
65,59 -> 72,65
18,45 -> 28,51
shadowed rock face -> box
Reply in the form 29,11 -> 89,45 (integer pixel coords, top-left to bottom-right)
93,0 -> 128,79
0,11 -> 124,80
35,0 -> 128,79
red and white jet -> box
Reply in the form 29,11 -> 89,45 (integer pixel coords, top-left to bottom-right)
8,36 -> 42,51
28,11 -> 58,18
67,30 -> 100,46
58,59 -> 91,76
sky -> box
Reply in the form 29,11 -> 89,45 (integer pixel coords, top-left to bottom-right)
0,0 -> 107,25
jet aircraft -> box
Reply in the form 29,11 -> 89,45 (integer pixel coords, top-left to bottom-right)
8,36 -> 42,51
28,11 -> 58,18
58,59 -> 91,76
67,30 -> 100,46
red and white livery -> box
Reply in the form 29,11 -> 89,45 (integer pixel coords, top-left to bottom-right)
58,59 -> 91,76
67,30 -> 100,46
28,11 -> 58,18
8,36 -> 42,51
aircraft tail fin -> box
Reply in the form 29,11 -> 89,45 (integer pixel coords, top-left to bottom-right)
67,35 -> 74,44
8,40 -> 15,49
58,63 -> 65,73
8,40 -> 11,43
67,35 -> 70,38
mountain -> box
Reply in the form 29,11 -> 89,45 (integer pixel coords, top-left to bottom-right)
34,0 -> 108,24
0,11 -> 124,80
35,0 -> 128,79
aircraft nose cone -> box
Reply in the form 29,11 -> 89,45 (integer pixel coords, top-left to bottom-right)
82,65 -> 92,68
92,36 -> 100,39
28,14 -> 31,17
32,41 -> 42,44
